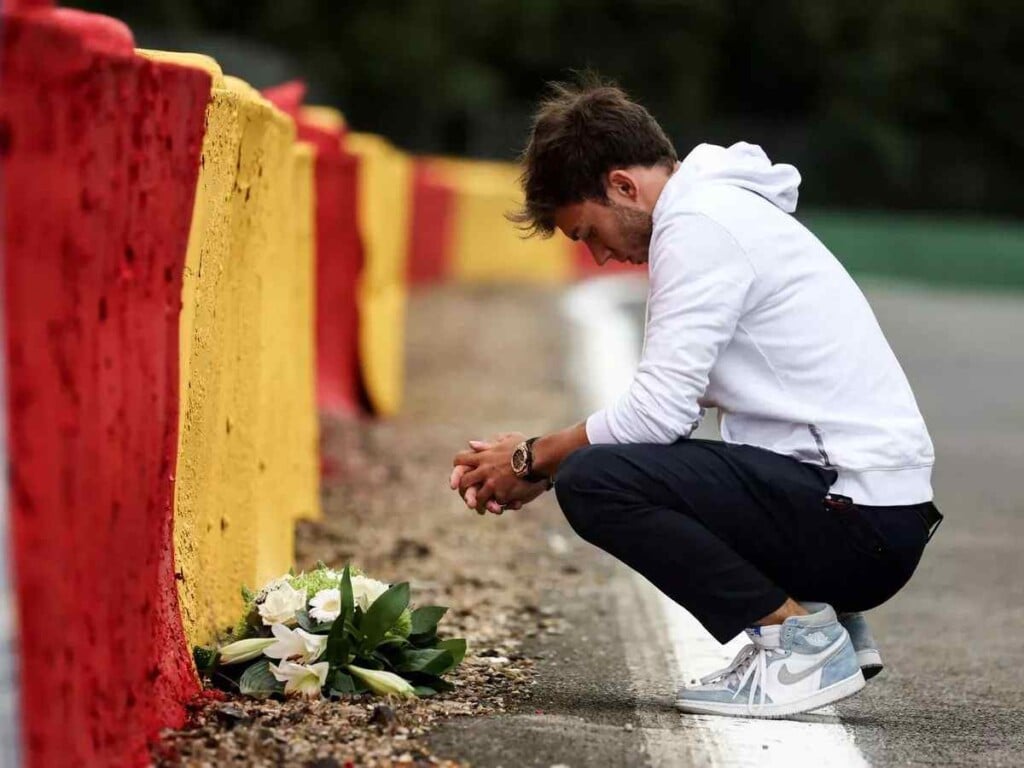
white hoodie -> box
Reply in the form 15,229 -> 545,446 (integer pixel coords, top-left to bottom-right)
586,142 -> 935,506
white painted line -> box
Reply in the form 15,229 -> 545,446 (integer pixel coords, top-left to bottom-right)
563,276 -> 869,767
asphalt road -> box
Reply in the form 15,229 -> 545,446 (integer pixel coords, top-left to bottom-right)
832,282 -> 1024,766
431,279 -> 1024,767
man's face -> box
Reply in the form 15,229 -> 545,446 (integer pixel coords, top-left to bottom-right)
554,176 -> 654,266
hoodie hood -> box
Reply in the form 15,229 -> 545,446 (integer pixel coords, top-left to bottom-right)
664,142 -> 801,214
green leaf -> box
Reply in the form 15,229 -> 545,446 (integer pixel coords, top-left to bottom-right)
193,646 -> 218,673
376,636 -> 408,651
410,631 -> 440,649
344,619 -> 364,643
437,638 -> 467,668
408,674 -> 455,694
351,655 -> 384,670
239,660 -> 284,697
331,670 -> 356,694
396,648 -> 454,676
341,566 -> 354,621
410,606 -> 448,636
360,582 -> 410,653
413,685 -> 438,697
326,566 -> 355,666
241,585 -> 255,604
422,651 -> 454,676
296,610 -> 333,634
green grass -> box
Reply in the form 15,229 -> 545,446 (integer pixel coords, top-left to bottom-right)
801,211 -> 1024,292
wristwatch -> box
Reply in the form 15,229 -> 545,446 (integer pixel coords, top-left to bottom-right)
511,437 -> 550,484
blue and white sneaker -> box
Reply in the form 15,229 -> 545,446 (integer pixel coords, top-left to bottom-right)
675,603 -> 865,718
839,611 -> 884,681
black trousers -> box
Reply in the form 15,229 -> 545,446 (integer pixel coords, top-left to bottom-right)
554,439 -> 937,643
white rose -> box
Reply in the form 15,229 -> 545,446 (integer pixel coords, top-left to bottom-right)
257,582 -> 307,626
309,588 -> 341,622
257,574 -> 292,597
269,660 -> 329,698
351,575 -> 390,612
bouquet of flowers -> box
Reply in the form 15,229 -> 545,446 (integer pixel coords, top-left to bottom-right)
194,564 -> 466,699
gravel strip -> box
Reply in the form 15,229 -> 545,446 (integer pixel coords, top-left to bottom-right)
155,285 -> 583,767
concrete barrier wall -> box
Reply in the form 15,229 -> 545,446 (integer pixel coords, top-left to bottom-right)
1,9 -> 208,766
263,84 -> 366,417
348,133 -> 413,418
3,9 -> 328,765
405,157 -> 643,285
140,55 -> 322,652
298,108 -> 365,417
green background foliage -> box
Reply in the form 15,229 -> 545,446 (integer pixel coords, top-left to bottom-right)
73,0 -> 1024,217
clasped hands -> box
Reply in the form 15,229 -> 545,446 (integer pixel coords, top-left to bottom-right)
449,432 -> 548,515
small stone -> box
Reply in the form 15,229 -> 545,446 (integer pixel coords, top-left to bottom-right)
369,704 -> 397,730
305,759 -> 342,768
213,703 -> 251,728
624,723 -> 634,732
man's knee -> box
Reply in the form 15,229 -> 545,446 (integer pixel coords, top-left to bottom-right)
554,445 -> 620,540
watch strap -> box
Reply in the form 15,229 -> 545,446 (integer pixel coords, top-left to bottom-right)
523,436 -> 548,483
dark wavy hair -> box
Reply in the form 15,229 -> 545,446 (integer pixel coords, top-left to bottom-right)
508,72 -> 677,238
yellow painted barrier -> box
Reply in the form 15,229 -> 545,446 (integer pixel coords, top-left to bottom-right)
347,132 -> 412,417
140,51 -> 319,647
425,157 -> 574,283
285,142 -> 321,527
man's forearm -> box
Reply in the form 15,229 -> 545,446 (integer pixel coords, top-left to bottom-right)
532,422 -> 590,478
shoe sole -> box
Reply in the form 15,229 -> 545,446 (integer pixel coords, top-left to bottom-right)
674,671 -> 866,719
856,649 -> 884,681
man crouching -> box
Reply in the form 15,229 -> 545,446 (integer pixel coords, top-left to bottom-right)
450,74 -> 941,718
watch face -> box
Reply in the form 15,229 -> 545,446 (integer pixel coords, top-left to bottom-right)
511,444 -> 528,475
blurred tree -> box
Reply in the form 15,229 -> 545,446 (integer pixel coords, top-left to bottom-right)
74,0 -> 1024,216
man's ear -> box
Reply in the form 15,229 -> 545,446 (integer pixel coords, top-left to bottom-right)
606,169 -> 639,202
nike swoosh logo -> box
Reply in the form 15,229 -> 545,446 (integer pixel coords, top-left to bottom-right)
776,636 -> 848,685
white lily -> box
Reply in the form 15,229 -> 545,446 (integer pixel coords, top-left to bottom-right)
347,665 -> 416,698
309,588 -> 341,622
257,582 -> 307,626
269,660 -> 329,698
263,623 -> 327,663
351,575 -> 390,612
217,637 -> 276,665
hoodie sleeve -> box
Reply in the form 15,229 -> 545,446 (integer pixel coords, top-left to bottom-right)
586,214 -> 756,445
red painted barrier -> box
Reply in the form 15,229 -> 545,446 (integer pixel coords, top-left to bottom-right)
264,81 -> 365,416
408,161 -> 455,285
1,8 -> 209,767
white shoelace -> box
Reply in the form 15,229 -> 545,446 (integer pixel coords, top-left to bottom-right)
698,641 -> 779,714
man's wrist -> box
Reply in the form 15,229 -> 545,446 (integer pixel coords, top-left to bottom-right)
531,423 -> 589,478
